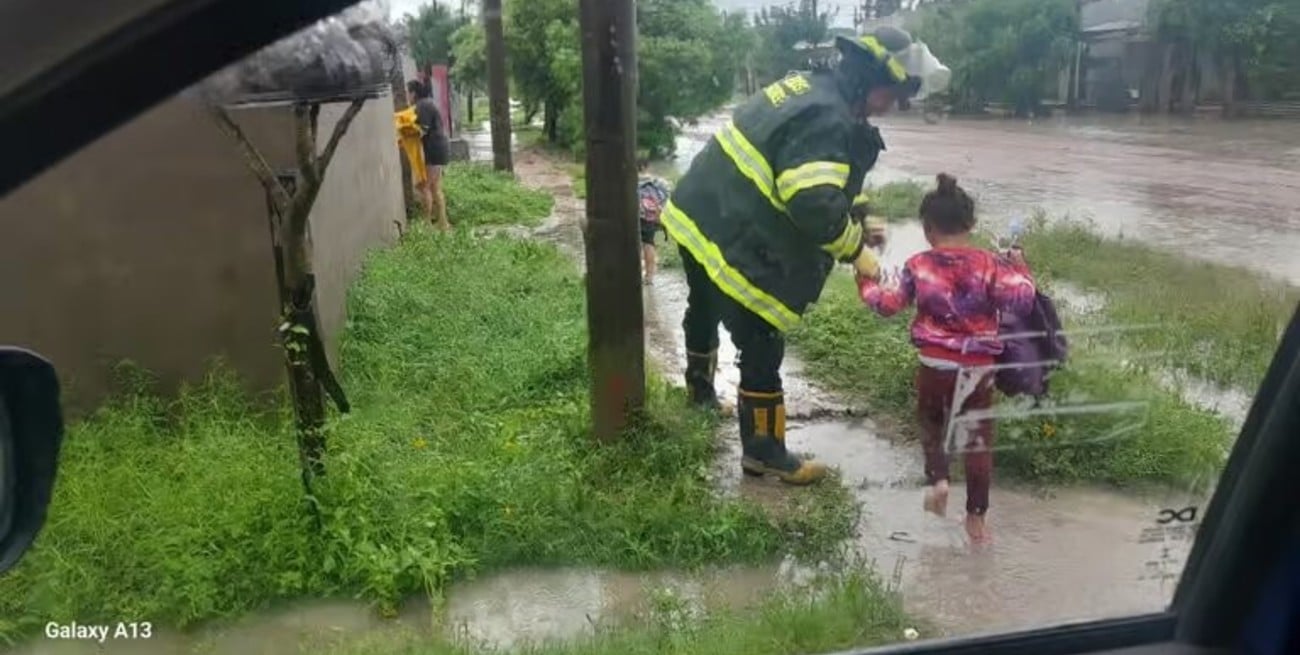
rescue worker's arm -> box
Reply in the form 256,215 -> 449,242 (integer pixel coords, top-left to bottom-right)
771,113 -> 861,262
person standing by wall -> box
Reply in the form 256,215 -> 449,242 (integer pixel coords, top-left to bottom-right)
407,79 -> 451,231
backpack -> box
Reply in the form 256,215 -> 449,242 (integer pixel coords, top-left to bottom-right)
638,179 -> 669,225
995,290 -> 1068,398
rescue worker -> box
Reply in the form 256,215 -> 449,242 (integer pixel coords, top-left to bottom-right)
662,27 -> 947,485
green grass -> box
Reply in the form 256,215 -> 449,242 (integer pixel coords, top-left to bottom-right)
316,568 -> 915,655
789,272 -> 1232,487
0,188 -> 860,643
444,163 -> 554,228
569,163 -> 587,200
865,181 -> 926,222
1020,218 -> 1297,391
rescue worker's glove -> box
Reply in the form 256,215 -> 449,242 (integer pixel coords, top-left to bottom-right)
849,193 -> 887,248
852,245 -> 881,281
865,215 -> 887,248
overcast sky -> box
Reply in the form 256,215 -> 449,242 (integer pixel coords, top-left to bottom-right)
388,0 -> 428,21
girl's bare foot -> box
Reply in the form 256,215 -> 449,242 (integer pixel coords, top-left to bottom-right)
965,513 -> 991,545
923,480 -> 950,517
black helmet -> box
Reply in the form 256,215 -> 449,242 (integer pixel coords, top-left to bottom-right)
834,26 -> 923,98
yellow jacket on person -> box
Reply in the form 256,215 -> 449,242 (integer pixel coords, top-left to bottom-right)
395,106 -> 427,186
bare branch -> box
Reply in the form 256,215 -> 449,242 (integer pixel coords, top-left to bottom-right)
293,104 -> 320,188
319,98 -> 367,174
309,104 -> 321,147
208,104 -> 292,215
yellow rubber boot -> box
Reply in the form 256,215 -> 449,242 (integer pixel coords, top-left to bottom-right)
738,389 -> 827,485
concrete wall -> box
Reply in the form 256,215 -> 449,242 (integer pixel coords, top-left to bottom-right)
0,90 -> 401,411
306,99 -> 403,370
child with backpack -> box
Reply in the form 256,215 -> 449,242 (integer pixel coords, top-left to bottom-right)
856,173 -> 1037,545
637,159 -> 671,286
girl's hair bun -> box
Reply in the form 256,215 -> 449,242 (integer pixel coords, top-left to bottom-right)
936,173 -> 958,195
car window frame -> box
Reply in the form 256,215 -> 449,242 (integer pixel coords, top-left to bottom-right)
2,1 -> 1298,652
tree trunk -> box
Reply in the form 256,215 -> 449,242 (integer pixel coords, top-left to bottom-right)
1222,53 -> 1239,118
1157,42 -> 1177,114
1067,41 -> 1081,110
209,101 -> 360,482
578,0 -> 646,441
1179,46 -> 1198,115
544,101 -> 559,143
467,87 -> 476,124
484,0 -> 514,172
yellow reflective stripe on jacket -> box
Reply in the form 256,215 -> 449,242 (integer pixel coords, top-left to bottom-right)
775,161 -> 850,204
856,36 -> 909,83
661,201 -> 800,331
714,121 -> 785,212
822,220 -> 863,260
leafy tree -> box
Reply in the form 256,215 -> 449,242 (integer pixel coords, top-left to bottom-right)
636,0 -> 743,156
449,23 -> 486,123
752,0 -> 834,84
505,0 -> 579,143
406,2 -> 467,67
505,0 -> 746,156
912,0 -> 1076,117
860,0 -> 903,21
449,24 -> 485,89
1152,0 -> 1300,113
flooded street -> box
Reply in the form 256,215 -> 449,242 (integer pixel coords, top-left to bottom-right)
674,112 -> 1300,285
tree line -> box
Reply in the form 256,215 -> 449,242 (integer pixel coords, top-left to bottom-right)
404,0 -> 1298,148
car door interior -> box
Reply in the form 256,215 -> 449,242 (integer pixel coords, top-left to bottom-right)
0,348 -> 64,574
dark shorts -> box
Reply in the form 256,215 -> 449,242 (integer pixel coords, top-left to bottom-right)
640,220 -> 660,246
423,136 -> 450,167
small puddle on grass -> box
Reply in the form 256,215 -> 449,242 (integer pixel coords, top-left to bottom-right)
6,566 -> 805,655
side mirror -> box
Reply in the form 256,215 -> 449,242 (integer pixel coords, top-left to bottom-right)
0,347 -> 64,575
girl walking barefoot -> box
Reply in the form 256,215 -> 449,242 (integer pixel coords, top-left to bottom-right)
857,174 -> 1035,544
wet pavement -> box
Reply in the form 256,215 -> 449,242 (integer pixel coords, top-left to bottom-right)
673,112 -> 1300,285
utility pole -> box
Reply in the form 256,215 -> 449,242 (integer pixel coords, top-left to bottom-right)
578,0 -> 645,441
483,0 -> 513,172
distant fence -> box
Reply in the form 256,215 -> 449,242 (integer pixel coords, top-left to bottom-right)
1239,101 -> 1300,119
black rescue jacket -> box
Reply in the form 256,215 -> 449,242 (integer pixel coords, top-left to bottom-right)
663,69 -> 885,331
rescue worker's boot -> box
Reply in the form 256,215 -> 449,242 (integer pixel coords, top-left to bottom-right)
685,350 -> 723,411
738,389 -> 827,485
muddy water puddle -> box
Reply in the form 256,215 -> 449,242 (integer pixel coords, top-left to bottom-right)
6,566 -> 797,654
